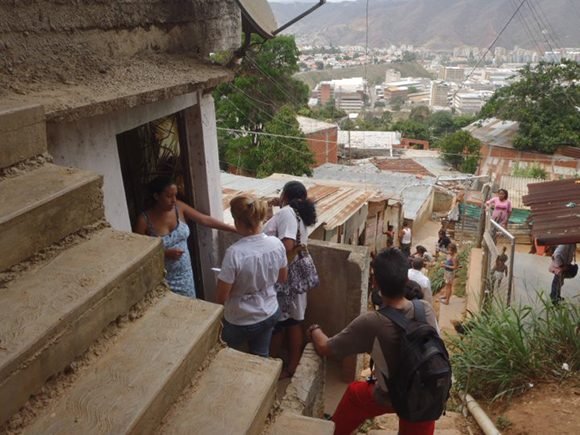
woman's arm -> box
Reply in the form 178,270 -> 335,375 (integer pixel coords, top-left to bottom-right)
178,200 -> 236,232
281,237 -> 297,254
277,266 -> 288,284
216,279 -> 233,305
134,214 -> 147,235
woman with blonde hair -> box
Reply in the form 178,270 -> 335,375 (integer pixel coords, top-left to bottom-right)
216,195 -> 288,357
440,243 -> 459,305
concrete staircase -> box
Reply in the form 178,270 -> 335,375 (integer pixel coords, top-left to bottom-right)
0,105 -> 329,434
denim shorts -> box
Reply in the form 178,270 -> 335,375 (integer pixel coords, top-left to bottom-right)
221,308 -> 281,357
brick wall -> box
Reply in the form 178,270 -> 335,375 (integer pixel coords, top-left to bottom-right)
306,127 -> 338,167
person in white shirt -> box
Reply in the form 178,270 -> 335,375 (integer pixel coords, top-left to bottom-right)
408,257 -> 433,305
217,195 -> 288,357
399,221 -> 412,256
264,181 -> 318,378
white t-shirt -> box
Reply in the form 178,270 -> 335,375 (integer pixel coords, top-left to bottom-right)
263,206 -> 309,321
401,227 -> 412,244
218,234 -> 287,325
408,268 -> 433,305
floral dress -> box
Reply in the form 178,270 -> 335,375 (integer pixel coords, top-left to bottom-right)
144,207 -> 196,298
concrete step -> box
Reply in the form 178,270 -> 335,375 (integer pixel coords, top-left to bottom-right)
160,347 -> 282,435
0,104 -> 47,169
21,294 -> 224,435
0,228 -> 164,426
0,163 -> 104,271
266,412 -> 335,435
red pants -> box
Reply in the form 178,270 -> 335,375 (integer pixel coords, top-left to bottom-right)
331,381 -> 435,435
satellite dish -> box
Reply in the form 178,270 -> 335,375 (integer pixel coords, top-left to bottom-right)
235,0 -> 278,39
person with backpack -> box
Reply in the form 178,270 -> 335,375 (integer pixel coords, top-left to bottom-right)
308,248 -> 451,435
549,243 -> 577,304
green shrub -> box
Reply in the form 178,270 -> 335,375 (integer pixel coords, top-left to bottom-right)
448,295 -> 580,401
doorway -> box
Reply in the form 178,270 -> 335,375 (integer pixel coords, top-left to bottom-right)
116,112 -> 205,298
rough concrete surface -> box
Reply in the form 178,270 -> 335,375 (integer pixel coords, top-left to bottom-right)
0,104 -> 46,168
160,347 -> 282,435
21,295 -> 223,435
367,411 -> 467,435
0,164 -> 104,271
281,344 -> 326,418
266,412 -> 335,435
0,0 -> 240,104
0,228 -> 163,427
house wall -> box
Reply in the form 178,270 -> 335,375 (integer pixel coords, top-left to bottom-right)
0,0 -> 240,81
306,127 -> 338,167
47,92 -> 199,231
410,188 -> 434,232
433,190 -> 454,213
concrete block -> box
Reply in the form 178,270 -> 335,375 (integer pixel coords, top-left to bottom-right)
0,104 -> 47,168
160,348 -> 282,435
0,164 -> 104,271
0,229 -> 164,427
281,344 -> 326,418
21,294 -> 224,434
266,412 -> 335,435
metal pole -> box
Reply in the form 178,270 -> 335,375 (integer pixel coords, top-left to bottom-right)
273,1 -> 327,35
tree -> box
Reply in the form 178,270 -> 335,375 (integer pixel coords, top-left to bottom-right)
409,106 -> 431,124
390,96 -> 405,111
391,120 -> 430,141
402,51 -> 418,62
315,60 -> 324,70
256,106 -> 315,177
429,111 -> 455,138
480,60 -> 580,153
215,35 -> 310,175
438,130 -> 481,174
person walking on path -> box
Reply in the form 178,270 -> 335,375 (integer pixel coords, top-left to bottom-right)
408,257 -> 433,305
439,243 -> 459,305
399,222 -> 412,257
485,189 -> 512,228
549,243 -> 577,304
135,176 -> 236,298
216,195 -> 288,357
307,248 -> 441,435
264,181 -> 318,378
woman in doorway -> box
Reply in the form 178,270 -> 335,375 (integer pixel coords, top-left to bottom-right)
486,189 -> 512,228
399,221 -> 412,256
216,195 -> 287,357
135,176 -> 236,298
264,181 -> 318,379
440,242 -> 459,305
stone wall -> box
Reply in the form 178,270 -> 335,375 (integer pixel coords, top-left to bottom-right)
0,0 -> 240,86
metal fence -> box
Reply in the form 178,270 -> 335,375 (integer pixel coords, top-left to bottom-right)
479,210 -> 516,308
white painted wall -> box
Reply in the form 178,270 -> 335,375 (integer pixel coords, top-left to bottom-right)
47,93 -> 198,231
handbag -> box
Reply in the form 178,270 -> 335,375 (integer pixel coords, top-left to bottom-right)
276,209 -> 319,312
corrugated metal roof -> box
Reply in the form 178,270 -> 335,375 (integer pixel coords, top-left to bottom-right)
499,176 -> 544,210
464,117 -> 519,149
372,158 -> 433,177
522,178 -> 580,245
297,116 -> 337,135
313,163 -> 435,221
220,172 -> 385,233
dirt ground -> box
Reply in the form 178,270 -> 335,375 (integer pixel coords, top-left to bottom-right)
486,379 -> 580,435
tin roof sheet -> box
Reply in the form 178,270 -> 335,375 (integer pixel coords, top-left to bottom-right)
371,158 -> 433,177
464,117 -> 519,149
337,131 -> 401,149
522,178 -> 580,245
297,116 -> 337,135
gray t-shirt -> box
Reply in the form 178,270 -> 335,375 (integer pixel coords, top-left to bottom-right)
327,300 -> 438,406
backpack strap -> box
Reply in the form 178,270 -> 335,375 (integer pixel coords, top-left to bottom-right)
412,299 -> 426,323
379,306 -> 410,331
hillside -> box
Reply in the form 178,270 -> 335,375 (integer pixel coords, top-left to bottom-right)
295,62 -> 434,88
271,0 -> 580,50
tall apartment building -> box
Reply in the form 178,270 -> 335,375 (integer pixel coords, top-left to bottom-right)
313,77 -> 367,113
453,91 -> 493,115
385,68 -> 401,83
442,67 -> 465,83
429,81 -> 449,108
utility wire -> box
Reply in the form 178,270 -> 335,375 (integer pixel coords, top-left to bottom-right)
453,0 -> 528,98
244,56 -> 304,107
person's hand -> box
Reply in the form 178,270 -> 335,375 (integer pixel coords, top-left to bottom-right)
268,197 -> 281,207
165,248 -> 184,260
306,324 -> 321,341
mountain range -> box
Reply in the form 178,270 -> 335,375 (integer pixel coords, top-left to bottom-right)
270,0 -> 580,50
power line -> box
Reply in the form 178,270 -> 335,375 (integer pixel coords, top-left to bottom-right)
509,0 -> 544,56
454,0 -> 528,98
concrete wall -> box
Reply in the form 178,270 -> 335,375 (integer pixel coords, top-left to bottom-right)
433,190 -> 454,213
410,188 -> 434,232
307,240 -> 369,381
0,0 -> 240,81
48,92 -> 199,231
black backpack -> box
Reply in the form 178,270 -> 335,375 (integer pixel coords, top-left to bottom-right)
378,300 -> 452,422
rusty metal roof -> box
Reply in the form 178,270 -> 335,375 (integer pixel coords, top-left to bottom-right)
522,178 -> 580,245
221,172 -> 386,233
464,117 -> 519,149
371,158 -> 434,177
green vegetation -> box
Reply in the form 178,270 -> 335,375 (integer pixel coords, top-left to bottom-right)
511,163 -> 548,180
449,296 -> 580,400
429,247 -> 471,296
295,62 -> 434,88
214,35 -> 313,177
438,130 -> 481,174
480,60 -> 580,153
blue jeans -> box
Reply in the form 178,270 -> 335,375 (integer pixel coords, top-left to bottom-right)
551,273 -> 563,303
221,308 -> 281,357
